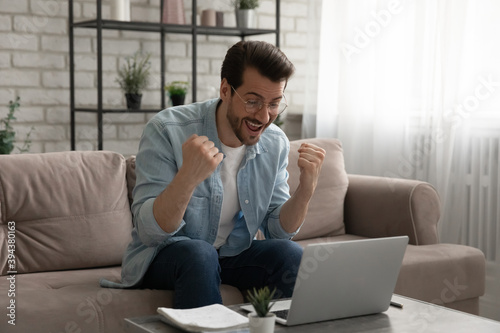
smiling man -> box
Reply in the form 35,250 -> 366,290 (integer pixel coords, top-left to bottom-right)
101,41 -> 326,309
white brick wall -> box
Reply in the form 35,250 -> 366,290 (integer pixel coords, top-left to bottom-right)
0,0 -> 308,155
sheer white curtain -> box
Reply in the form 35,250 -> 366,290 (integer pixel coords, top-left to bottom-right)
304,0 -> 500,260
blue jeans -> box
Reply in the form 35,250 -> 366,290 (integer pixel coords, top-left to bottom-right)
141,239 -> 303,309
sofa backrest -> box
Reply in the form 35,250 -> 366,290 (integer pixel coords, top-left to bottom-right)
287,138 -> 348,241
0,151 -> 133,275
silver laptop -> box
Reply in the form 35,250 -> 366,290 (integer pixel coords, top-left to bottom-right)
241,236 -> 408,326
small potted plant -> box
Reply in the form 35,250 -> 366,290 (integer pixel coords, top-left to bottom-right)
233,0 -> 259,29
116,51 -> 151,110
164,81 -> 189,106
273,113 -> 284,127
0,97 -> 33,155
246,286 -> 276,333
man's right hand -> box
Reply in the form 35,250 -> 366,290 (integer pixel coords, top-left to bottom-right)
178,134 -> 224,188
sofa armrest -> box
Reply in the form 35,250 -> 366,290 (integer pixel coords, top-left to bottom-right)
344,174 -> 440,245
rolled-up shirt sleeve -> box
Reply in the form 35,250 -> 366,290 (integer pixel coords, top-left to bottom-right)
134,197 -> 186,247
267,203 -> 299,240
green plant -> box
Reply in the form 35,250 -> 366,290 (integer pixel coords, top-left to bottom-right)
116,52 -> 152,95
233,0 -> 260,10
0,97 -> 34,154
164,81 -> 189,97
273,113 -> 284,127
246,286 -> 276,317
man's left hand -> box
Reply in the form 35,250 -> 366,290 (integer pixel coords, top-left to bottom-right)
296,143 -> 326,196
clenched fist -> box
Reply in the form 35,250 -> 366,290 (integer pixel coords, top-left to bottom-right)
179,134 -> 224,187
296,143 -> 326,196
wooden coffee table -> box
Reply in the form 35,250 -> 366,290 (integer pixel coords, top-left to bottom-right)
124,295 -> 500,332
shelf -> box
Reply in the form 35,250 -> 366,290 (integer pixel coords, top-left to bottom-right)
73,19 -> 190,33
75,107 -> 160,113
197,26 -> 278,37
72,19 -> 277,37
69,0 -> 280,150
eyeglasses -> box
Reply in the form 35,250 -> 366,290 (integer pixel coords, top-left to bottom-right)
230,85 -> 288,116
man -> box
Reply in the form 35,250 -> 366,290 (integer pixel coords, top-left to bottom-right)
101,41 -> 325,309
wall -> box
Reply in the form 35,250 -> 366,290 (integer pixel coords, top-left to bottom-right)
0,0 -> 308,155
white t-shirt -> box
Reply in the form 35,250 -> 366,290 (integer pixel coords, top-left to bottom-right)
213,143 -> 246,249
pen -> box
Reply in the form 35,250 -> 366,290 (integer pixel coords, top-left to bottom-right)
390,301 -> 403,309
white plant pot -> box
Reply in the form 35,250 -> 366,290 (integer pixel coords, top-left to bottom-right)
248,312 -> 276,333
110,0 -> 130,21
236,9 -> 256,29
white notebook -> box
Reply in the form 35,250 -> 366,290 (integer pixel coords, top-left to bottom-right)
157,303 -> 248,332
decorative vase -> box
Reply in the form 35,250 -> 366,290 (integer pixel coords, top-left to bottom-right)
125,93 -> 142,109
216,11 -> 224,27
201,9 -> 216,27
110,0 -> 130,21
248,313 -> 276,333
162,0 -> 185,24
170,94 -> 185,106
236,9 -> 255,29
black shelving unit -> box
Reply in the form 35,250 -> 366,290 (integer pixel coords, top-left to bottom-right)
69,0 -> 281,150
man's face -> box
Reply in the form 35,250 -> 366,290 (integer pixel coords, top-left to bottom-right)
225,67 -> 286,146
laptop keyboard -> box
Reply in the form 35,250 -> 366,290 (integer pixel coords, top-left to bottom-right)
272,309 -> 289,320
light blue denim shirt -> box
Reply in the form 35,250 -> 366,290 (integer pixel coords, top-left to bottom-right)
101,98 -> 298,288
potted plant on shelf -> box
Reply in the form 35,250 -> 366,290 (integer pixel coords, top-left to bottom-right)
233,0 -> 259,29
246,286 -> 276,333
116,51 -> 151,110
273,113 -> 284,127
164,81 -> 189,106
1,97 -> 34,154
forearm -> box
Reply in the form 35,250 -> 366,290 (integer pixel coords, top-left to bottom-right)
153,170 -> 197,233
279,184 -> 313,233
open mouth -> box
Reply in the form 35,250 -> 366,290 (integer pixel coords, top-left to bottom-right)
245,119 -> 263,135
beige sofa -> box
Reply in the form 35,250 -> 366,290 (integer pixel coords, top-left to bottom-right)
0,138 -> 485,333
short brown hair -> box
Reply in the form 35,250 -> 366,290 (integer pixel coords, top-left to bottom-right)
220,40 -> 295,92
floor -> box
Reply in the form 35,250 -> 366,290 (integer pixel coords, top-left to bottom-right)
479,261 -> 500,321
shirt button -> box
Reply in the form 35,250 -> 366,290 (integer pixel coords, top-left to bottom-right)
244,200 -> 249,204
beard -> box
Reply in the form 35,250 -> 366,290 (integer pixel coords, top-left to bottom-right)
226,99 -> 274,146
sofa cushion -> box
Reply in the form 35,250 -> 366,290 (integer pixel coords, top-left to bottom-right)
0,267 -> 244,333
288,138 -> 348,240
394,243 -> 485,304
0,151 -> 133,275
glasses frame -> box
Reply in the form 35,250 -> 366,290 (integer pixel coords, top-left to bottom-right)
230,85 -> 288,116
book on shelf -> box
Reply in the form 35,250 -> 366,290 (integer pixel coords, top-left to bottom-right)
157,303 -> 249,332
